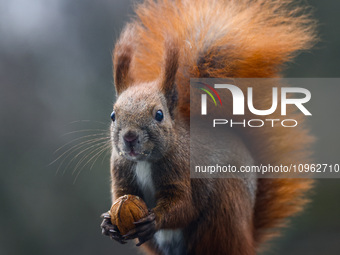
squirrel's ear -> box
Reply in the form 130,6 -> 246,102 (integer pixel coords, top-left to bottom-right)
161,40 -> 179,118
113,24 -> 135,95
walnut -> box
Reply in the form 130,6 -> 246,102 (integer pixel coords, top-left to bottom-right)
109,195 -> 149,235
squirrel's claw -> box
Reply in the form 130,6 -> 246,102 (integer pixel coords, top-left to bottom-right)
101,212 -> 111,219
123,211 -> 157,246
100,212 -> 127,244
134,211 -> 156,225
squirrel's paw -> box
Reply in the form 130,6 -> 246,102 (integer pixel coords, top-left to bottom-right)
100,212 -> 127,244
123,211 -> 157,246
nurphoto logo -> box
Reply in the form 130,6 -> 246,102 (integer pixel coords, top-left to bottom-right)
197,82 -> 312,128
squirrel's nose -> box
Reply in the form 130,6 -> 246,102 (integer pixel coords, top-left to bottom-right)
123,131 -> 138,145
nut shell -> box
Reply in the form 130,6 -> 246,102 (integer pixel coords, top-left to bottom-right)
109,195 -> 149,235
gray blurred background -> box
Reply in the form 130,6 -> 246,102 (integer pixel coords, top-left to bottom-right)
0,0 -> 339,254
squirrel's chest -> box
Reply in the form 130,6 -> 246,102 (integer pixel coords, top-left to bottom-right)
134,161 -> 156,208
134,161 -> 185,254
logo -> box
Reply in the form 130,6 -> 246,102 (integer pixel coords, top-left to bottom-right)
197,82 -> 223,115
195,81 -> 312,128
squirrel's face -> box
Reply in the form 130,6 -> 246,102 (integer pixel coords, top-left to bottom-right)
111,31 -> 179,162
111,82 -> 175,162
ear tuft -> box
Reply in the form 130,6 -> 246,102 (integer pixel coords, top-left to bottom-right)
113,24 -> 136,95
161,39 -> 180,118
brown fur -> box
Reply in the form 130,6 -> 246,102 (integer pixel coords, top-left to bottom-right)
113,24 -> 136,95
108,0 -> 316,254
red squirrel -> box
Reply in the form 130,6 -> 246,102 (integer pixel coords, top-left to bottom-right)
100,0 -> 316,254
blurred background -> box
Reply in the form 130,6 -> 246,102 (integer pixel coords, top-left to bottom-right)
0,0 -> 339,254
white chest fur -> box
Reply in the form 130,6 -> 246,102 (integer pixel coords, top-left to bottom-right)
134,161 -> 184,254
135,161 -> 156,208
154,229 -> 184,254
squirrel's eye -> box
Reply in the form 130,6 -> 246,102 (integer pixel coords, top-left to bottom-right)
155,110 -> 163,122
110,111 -> 115,122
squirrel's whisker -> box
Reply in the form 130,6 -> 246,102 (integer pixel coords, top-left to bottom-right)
71,141 -> 110,175
61,139 -> 109,175
53,133 -> 109,155
53,137 -> 109,174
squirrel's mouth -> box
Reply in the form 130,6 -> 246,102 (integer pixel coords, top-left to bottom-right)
119,148 -> 151,161
128,149 -> 139,157
119,144 -> 151,161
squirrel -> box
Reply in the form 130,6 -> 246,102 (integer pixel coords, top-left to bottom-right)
100,0 -> 316,254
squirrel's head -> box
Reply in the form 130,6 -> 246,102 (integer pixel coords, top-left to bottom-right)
111,27 -> 179,162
